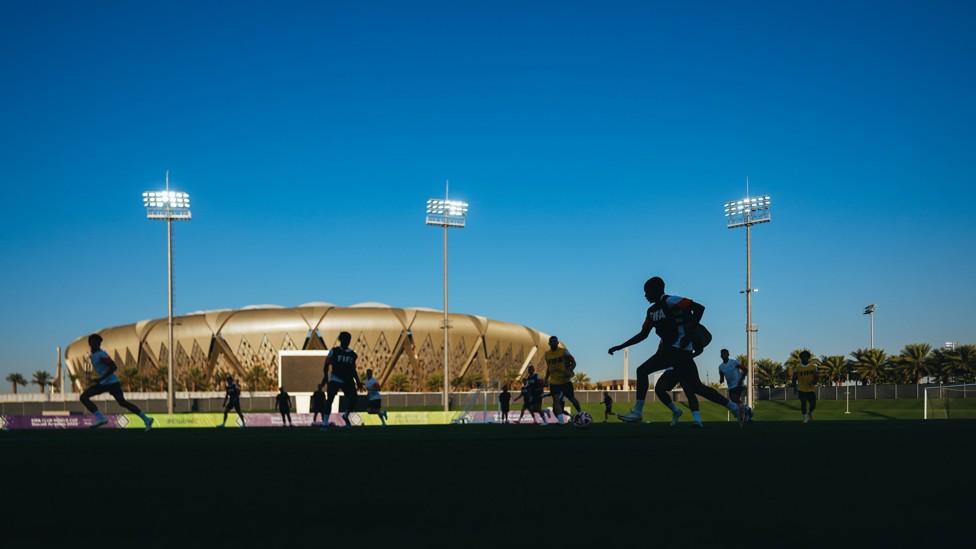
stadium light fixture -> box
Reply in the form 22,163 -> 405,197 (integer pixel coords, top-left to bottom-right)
425,183 -> 469,412
724,182 -> 771,411
143,171 -> 191,414
863,304 -> 877,350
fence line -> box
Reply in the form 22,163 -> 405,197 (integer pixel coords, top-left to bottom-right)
1,385 -> 970,415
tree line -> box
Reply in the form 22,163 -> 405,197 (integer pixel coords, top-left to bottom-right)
748,343 -> 975,389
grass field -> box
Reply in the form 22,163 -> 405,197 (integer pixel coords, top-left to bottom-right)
4,414 -> 976,546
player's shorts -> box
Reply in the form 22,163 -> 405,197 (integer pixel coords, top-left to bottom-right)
368,398 -> 382,409
82,382 -> 127,401
224,400 -> 242,414
500,405 -> 510,413
728,386 -> 745,403
548,382 -> 575,400
798,390 -> 817,402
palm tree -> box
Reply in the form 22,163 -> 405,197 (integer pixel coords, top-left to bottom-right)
502,368 -> 522,390
753,358 -> 784,388
119,367 -> 140,392
819,355 -> 849,386
32,371 -> 52,394
387,373 -> 409,392
572,371 -> 592,390
150,367 -> 168,392
243,365 -> 271,392
6,373 -> 28,394
894,343 -> 932,384
850,348 -> 889,385
426,372 -> 444,391
932,345 -> 976,384
956,345 -> 976,383
183,367 -> 210,391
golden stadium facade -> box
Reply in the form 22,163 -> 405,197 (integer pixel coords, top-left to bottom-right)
64,303 -> 552,392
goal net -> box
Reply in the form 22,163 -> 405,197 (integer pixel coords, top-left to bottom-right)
452,381 -> 501,424
923,384 -> 976,419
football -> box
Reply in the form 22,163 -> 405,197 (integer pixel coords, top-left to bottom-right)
573,411 -> 593,429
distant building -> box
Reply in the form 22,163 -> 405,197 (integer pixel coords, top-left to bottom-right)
65,302 -> 552,392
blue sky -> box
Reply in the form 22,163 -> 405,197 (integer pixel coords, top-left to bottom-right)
1,0 -> 974,390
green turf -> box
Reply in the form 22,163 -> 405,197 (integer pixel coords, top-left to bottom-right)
4,419 -> 975,545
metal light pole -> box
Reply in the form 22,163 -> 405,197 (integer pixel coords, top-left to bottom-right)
143,172 -> 191,414
864,304 -> 877,349
425,183 -> 468,412
724,191 -> 771,410
845,363 -> 852,415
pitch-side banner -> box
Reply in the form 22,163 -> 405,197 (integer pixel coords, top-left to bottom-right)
1,412 -> 468,429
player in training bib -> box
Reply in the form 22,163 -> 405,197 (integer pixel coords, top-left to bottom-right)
543,336 -> 583,424
791,350 -> 819,423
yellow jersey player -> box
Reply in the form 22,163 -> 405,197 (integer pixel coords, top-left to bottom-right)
544,336 -> 583,424
791,350 -> 819,423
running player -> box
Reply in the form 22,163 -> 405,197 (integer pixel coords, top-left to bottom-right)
217,375 -> 246,428
608,276 -> 748,424
525,365 -> 549,425
791,350 -> 819,423
544,336 -> 583,424
513,381 -> 536,423
718,349 -> 748,409
80,334 -> 154,431
364,369 -> 389,426
320,331 -> 365,430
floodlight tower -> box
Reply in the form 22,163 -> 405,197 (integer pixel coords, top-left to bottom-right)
425,182 -> 468,412
143,172 -> 191,414
864,304 -> 877,349
724,190 -> 771,410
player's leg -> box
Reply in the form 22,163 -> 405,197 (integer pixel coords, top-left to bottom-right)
808,393 -> 817,421
322,382 -> 340,430
550,389 -> 565,422
341,382 -> 357,426
234,402 -> 246,427
621,353 -> 668,422
564,384 -> 582,415
80,384 -> 110,427
673,351 -> 745,423
800,393 -> 810,422
108,384 -> 154,429
220,404 -> 231,427
655,370 -> 684,426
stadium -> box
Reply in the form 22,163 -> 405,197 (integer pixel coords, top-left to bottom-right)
63,302 -> 553,393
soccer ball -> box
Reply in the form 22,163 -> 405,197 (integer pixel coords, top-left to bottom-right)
573,411 -> 593,429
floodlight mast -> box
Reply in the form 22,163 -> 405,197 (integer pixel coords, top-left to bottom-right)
425,182 -> 469,412
863,304 -> 877,349
142,171 -> 191,415
724,188 -> 771,411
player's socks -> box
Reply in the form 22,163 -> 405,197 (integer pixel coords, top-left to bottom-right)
94,411 -> 107,422
692,411 -> 701,424
634,400 -> 645,413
